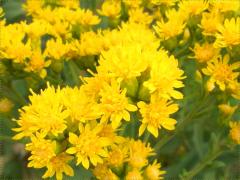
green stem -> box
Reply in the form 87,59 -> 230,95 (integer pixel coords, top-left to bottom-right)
68,61 -> 80,86
182,150 -> 223,180
143,131 -> 150,143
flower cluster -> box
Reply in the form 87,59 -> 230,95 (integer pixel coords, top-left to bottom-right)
0,0 -> 238,179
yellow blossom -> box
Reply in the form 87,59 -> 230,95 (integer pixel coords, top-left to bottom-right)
144,51 -> 185,99
144,161 -> 166,180
98,44 -> 149,81
99,80 -> 137,128
93,164 -> 119,180
98,0 -> 121,18
138,96 -> 179,137
190,43 -> 219,63
210,0 -> 240,12
66,124 -> 111,169
13,83 -> 69,138
59,0 -> 79,9
0,98 -> 14,113
202,55 -> 240,91
153,9 -> 186,40
128,8 -> 153,25
25,133 -> 56,168
218,104 -> 238,116
200,11 -> 222,36
214,17 -> 240,48
126,169 -> 143,180
43,153 -> 74,180
229,121 -> 240,144
179,0 -> 209,16
123,0 -> 142,9
75,9 -> 101,26
128,139 -> 154,169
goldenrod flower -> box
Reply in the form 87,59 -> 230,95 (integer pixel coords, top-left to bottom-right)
179,0 -> 209,16
99,80 -> 137,128
229,121 -> 240,144
99,44 -> 149,81
98,0 -> 121,18
153,9 -> 186,40
129,8 -> 153,25
61,87 -> 102,122
214,17 -> 240,48
75,9 -> 101,26
126,169 -> 143,180
190,43 -> 219,63
218,104 -> 238,116
13,84 -> 69,138
211,0 -> 240,12
202,55 -> 240,91
229,81 -> 240,100
144,161 -> 166,180
128,139 -> 154,169
144,51 -> 185,99
138,96 -> 178,137
93,164 -> 118,180
59,0 -> 79,9
200,11 -> 221,36
25,133 -> 56,168
44,38 -> 69,60
43,153 -> 74,180
66,124 -> 111,169
123,0 -> 142,9
0,98 -> 14,113
150,0 -> 177,6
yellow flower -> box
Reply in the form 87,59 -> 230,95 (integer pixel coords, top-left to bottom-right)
229,121 -> 240,144
214,17 -> 240,48
179,0 -> 209,16
13,83 -> 69,138
150,0 -> 177,6
144,161 -> 166,180
202,55 -> 240,91
43,153 -> 74,180
128,139 -> 154,169
22,0 -> 43,16
25,133 -> 56,168
44,38 -> 69,60
200,11 -> 222,36
98,0 -> 121,18
93,164 -> 119,180
144,51 -> 185,99
126,169 -> 143,180
190,43 -> 219,63
62,87 -> 102,123
210,0 -> 240,12
59,0 -> 79,9
66,124 -> 111,169
0,98 -> 14,113
75,9 -> 101,26
99,80 -> 137,128
128,8 -> 153,25
218,104 -> 238,116
229,81 -> 240,100
123,0 -> 142,9
74,31 -> 103,56
153,9 -> 186,40
24,50 -> 51,78
138,96 -> 178,137
98,44 -> 149,81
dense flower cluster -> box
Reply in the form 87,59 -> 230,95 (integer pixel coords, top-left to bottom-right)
0,0 -> 238,179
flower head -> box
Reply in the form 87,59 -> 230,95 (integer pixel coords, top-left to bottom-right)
214,17 -> 240,48
43,153 -> 74,180
144,160 -> 166,180
66,124 -> 111,169
144,51 -> 185,99
138,96 -> 178,137
229,121 -> 240,144
202,55 -> 240,91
